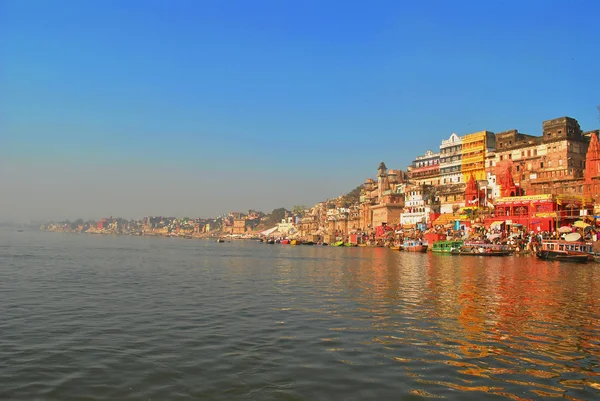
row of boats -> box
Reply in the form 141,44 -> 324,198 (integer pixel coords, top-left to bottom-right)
431,239 -> 599,263
218,237 -> 599,263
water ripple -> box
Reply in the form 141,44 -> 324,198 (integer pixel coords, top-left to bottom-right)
1,230 -> 599,400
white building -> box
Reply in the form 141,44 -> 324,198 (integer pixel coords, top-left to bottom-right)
439,133 -> 462,185
400,185 -> 432,227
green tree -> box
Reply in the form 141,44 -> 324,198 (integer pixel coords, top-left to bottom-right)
340,184 -> 364,205
292,205 -> 307,215
265,208 -> 288,226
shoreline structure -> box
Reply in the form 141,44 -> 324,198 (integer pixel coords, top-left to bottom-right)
41,115 -> 600,244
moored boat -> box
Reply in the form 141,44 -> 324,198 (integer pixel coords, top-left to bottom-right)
331,241 -> 344,247
452,243 -> 511,256
401,240 -> 428,252
216,238 -> 225,243
536,240 -> 593,263
432,240 -> 464,253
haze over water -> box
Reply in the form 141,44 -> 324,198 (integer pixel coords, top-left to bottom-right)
2,229 -> 599,400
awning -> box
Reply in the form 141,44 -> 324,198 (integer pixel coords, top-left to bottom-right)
558,226 -> 573,233
490,221 -> 504,228
573,220 -> 590,228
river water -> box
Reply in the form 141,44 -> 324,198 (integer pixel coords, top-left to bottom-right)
1,230 -> 599,400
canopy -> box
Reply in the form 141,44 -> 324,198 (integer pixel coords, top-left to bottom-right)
487,233 -> 501,240
260,226 -> 279,236
573,220 -> 590,228
490,221 -> 504,228
558,226 -> 573,233
564,232 -> 582,242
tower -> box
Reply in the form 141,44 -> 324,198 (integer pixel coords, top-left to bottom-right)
377,162 -> 387,203
584,132 -> 600,199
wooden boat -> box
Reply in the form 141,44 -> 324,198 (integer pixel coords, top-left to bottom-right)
401,240 -> 428,252
536,240 -> 593,263
452,243 -> 511,256
302,241 -> 314,245
389,245 -> 400,251
281,239 -> 290,245
331,241 -> 344,247
216,238 -> 225,243
432,240 -> 464,253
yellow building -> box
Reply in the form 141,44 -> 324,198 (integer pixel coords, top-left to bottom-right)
461,130 -> 495,182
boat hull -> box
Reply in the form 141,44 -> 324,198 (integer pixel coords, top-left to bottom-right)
452,250 -> 511,256
536,250 -> 589,263
402,245 -> 428,252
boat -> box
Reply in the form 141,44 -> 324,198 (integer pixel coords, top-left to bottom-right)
302,241 -> 314,245
431,240 -> 464,253
281,239 -> 290,245
389,245 -> 400,251
216,238 -> 225,243
401,240 -> 428,252
536,239 -> 593,263
452,243 -> 511,256
330,241 -> 344,247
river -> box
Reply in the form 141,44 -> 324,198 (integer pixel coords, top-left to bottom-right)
1,230 -> 599,400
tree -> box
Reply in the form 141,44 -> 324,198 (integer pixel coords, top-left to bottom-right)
264,208 -> 289,226
340,184 -> 364,206
292,205 -> 307,215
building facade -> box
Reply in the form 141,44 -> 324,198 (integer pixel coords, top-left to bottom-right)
461,130 -> 496,182
439,133 -> 463,185
409,150 -> 441,186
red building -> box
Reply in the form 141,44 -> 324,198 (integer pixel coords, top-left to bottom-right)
486,194 -> 594,232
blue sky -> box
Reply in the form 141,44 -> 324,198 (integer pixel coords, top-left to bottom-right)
2,0 -> 599,221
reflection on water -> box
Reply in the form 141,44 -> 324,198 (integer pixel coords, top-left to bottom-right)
1,230 -> 599,401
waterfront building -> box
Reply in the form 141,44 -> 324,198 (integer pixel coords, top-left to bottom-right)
360,162 -> 406,231
489,117 -> 592,197
486,193 -> 594,232
437,184 -> 466,214
232,218 -> 247,234
400,184 -> 436,228
461,130 -> 496,182
409,150 -> 441,186
583,131 -> 600,204
439,133 -> 463,185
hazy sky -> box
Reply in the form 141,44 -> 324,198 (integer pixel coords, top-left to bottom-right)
2,0 -> 599,222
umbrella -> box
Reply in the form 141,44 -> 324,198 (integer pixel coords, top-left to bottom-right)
487,233 -> 501,240
558,226 -> 573,233
564,232 -> 582,242
573,220 -> 590,228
